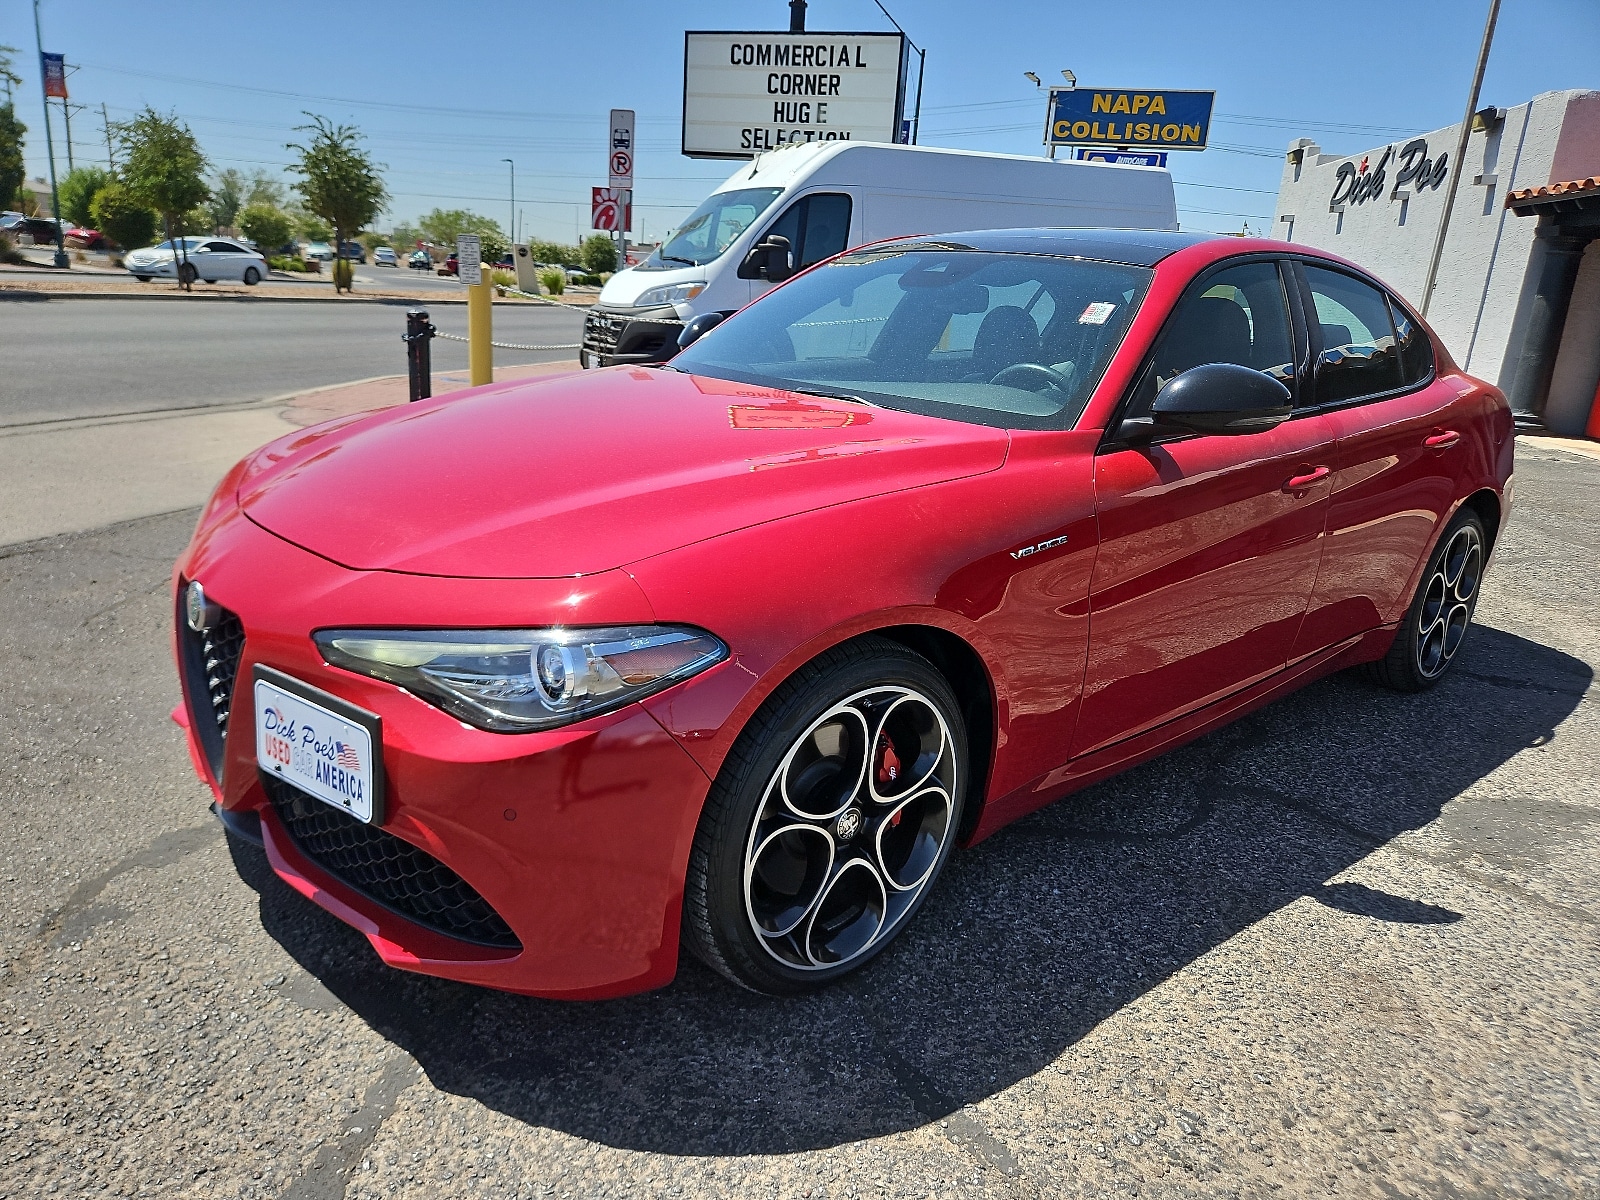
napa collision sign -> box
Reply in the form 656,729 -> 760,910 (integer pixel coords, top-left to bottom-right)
1046,88 -> 1215,152
683,30 -> 907,160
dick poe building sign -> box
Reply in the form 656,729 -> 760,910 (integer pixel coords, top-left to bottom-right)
683,30 -> 908,159
1046,88 -> 1215,152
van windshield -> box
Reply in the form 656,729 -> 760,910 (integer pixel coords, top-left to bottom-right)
671,245 -> 1152,431
643,187 -> 783,269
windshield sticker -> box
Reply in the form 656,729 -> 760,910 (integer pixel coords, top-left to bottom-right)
1078,302 -> 1118,325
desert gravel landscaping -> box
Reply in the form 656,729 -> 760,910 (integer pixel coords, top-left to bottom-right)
1,440 -> 1596,1199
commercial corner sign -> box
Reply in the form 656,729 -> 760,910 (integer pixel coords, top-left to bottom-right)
456,233 -> 482,286
592,188 -> 631,232
683,30 -> 907,160
609,108 -> 634,189
1046,88 -> 1214,151
41,52 -> 68,99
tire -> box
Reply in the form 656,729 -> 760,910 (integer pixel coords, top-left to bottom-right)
135,275 -> 151,282
684,636 -> 967,994
177,262 -> 198,286
203,278 -> 217,285
1365,509 -> 1487,692
242,267 -> 260,286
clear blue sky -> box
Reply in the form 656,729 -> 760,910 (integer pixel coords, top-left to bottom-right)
7,0 -> 1597,243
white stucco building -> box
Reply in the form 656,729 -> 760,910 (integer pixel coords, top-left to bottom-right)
1274,89 -> 1600,435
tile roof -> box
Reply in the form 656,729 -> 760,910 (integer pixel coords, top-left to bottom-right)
1505,177 -> 1600,208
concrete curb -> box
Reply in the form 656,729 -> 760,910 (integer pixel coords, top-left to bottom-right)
0,283 -> 592,309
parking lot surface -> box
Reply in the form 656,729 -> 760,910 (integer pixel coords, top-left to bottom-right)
1,442 -> 1596,1199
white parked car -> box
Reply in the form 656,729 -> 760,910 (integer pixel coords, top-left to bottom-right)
125,237 -> 269,285
373,246 -> 398,267
304,241 -> 334,262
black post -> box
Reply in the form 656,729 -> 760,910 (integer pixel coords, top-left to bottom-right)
403,308 -> 436,401
789,0 -> 806,33
1507,228 -> 1586,428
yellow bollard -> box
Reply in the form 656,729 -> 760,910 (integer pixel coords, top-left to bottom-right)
467,277 -> 493,386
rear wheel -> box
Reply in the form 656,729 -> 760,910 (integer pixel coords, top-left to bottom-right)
684,637 -> 966,994
134,275 -> 151,282
1366,509 -> 1486,692
242,267 -> 261,286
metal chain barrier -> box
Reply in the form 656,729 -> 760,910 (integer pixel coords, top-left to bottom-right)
432,330 -> 582,351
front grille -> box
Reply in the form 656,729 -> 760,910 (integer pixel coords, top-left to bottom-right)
177,592 -> 245,780
262,773 -> 522,950
583,310 -> 621,355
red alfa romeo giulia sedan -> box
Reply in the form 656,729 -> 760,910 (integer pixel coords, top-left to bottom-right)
174,229 -> 1512,998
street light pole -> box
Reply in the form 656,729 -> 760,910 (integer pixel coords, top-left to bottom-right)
502,158 -> 515,245
1420,0 -> 1501,317
31,0 -> 68,268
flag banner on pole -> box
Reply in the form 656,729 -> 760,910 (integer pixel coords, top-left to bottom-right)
41,53 -> 68,99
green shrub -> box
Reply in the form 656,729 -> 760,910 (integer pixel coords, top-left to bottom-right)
239,204 -> 294,253
332,258 -> 354,291
89,181 -> 159,251
576,273 -> 603,287
537,267 -> 565,295
268,254 -> 307,272
487,267 -> 517,290
0,232 -> 23,265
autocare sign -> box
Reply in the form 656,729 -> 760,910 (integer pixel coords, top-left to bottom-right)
683,30 -> 907,160
592,188 -> 632,232
609,108 -> 634,189
1046,88 -> 1214,151
1077,148 -> 1169,167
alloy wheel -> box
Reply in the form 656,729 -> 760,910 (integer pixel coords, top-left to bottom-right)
742,686 -> 957,971
1414,523 -> 1483,679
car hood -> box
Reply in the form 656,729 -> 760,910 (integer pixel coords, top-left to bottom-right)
238,369 -> 1009,578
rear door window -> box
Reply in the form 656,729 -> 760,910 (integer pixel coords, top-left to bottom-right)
1304,265 -> 1403,405
1388,297 -> 1434,387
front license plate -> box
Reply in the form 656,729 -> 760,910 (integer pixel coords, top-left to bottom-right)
254,665 -> 384,825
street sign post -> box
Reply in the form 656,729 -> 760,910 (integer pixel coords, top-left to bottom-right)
609,108 -> 634,189
456,233 -> 482,285
1045,88 -> 1214,152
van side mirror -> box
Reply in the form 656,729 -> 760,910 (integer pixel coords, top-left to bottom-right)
739,235 -> 793,282
1149,362 -> 1293,436
677,310 -> 731,350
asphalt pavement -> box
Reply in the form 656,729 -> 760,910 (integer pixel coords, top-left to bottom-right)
1,441 -> 1596,1198
0,296 -> 587,427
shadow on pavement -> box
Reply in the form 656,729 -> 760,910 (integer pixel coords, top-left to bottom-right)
228,624 -> 1590,1155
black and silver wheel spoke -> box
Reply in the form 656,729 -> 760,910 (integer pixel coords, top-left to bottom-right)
1415,524 -> 1483,679
743,687 -> 957,970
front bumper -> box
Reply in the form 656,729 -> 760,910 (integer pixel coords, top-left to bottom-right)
174,507 -> 717,999
581,305 -> 683,368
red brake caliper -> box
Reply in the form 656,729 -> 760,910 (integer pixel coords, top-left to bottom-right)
876,733 -> 903,825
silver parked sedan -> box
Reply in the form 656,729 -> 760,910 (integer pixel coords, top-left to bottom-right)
125,238 -> 269,285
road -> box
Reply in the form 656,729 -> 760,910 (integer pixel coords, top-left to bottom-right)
1,441 -> 1596,1198
0,296 -> 588,426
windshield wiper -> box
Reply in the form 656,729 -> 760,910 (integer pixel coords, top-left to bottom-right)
792,386 -> 876,406
657,254 -> 697,267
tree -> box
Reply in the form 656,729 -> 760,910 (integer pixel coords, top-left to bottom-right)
59,165 -> 111,227
89,180 -> 158,252
418,208 -> 506,261
237,203 -> 292,253
287,114 -> 387,293
244,169 -> 286,209
208,167 -> 244,231
290,207 -> 331,243
528,239 -> 580,267
0,102 -> 24,217
389,221 -> 421,253
581,233 -> 618,274
116,108 -> 209,289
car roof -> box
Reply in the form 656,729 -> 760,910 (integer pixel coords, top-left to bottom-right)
875,227 -> 1217,268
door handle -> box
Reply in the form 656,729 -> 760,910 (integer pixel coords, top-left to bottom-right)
1282,466 -> 1330,493
1424,430 -> 1461,450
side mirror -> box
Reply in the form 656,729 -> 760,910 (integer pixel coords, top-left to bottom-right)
677,310 -> 731,350
739,234 -> 794,282
1149,362 -> 1293,436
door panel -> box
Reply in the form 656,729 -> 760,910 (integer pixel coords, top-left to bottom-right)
1076,414 -> 1335,757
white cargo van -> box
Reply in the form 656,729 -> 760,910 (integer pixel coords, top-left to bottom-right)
581,139 -> 1178,368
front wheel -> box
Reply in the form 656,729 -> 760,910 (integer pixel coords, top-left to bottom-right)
242,267 -> 260,286
1366,509 -> 1486,692
684,637 -> 966,994
134,275 -> 151,282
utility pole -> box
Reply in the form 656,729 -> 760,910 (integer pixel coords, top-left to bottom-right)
31,0 -> 68,267
101,101 -> 113,169
502,158 -> 515,246
62,101 -> 85,171
1420,0 -> 1501,317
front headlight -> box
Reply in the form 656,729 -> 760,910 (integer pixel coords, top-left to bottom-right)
634,281 -> 705,308
315,625 -> 728,733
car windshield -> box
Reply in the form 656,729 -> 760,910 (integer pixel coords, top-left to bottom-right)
153,238 -> 203,251
643,187 -> 783,269
671,245 -> 1153,430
